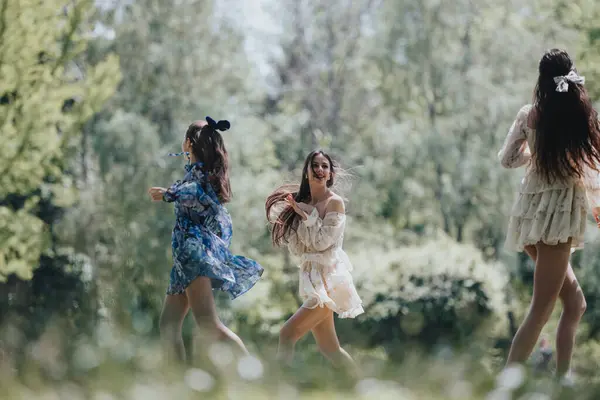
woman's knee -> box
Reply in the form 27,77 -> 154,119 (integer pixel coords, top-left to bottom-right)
579,296 -> 587,316
159,294 -> 189,339
564,292 -> 587,320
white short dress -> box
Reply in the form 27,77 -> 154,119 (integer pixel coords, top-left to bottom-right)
498,104 -> 600,251
287,208 -> 364,318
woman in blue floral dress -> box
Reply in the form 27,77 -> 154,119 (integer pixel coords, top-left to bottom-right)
148,117 -> 263,361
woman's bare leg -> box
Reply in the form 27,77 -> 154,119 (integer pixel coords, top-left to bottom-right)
522,244 -> 587,377
186,277 -> 248,355
311,310 -> 358,376
277,306 -> 330,364
159,294 -> 190,363
555,266 -> 586,377
506,241 -> 571,366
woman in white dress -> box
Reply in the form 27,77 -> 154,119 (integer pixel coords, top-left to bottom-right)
498,48 -> 600,378
266,150 -> 364,373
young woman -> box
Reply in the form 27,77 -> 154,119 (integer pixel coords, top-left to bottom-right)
498,49 -> 600,379
148,117 -> 264,362
266,150 -> 364,373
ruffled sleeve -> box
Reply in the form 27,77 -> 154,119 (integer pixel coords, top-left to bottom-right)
498,105 -> 532,169
287,229 -> 304,257
163,180 -> 183,203
163,179 -> 218,210
295,209 -> 346,252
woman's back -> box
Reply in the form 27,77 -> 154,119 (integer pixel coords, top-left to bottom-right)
515,105 -> 589,185
498,49 -> 600,252
528,50 -> 600,184
497,49 -> 600,378
170,163 -> 232,243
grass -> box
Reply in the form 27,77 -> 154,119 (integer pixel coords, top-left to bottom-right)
3,313 -> 600,400
2,335 -> 600,400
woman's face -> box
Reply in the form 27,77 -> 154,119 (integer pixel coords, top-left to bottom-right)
307,153 -> 331,185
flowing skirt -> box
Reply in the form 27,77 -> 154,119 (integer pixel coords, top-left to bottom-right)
505,182 -> 588,252
167,221 -> 264,298
298,249 -> 364,318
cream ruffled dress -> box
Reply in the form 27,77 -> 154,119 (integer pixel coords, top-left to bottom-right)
498,104 -> 600,251
287,208 -> 364,318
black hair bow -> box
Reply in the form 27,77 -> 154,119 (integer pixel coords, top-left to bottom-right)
205,116 -> 231,132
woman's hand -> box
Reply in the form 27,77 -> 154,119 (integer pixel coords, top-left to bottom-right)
286,194 -> 308,220
296,202 -> 314,214
148,187 -> 166,202
593,207 -> 600,228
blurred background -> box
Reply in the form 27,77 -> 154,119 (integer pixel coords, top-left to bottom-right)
2,0 -> 600,398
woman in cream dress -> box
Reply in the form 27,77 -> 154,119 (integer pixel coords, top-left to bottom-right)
498,49 -> 600,379
266,150 -> 363,373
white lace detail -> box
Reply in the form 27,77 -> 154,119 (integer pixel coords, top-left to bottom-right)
499,104 -> 600,251
288,208 -> 364,318
498,104 -> 533,169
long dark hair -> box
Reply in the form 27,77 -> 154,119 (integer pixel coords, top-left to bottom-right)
185,118 -> 232,203
265,150 -> 337,246
532,48 -> 600,183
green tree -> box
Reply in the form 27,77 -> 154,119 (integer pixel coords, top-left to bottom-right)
0,0 -> 119,282
0,0 -> 120,375
549,0 -> 600,99
367,0 -> 581,257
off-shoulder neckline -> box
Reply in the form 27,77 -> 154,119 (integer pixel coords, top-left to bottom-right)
306,207 -> 345,220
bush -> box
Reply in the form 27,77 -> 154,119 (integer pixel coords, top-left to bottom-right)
0,247 -> 98,380
348,234 -> 510,360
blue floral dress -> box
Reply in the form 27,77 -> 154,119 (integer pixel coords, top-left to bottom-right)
163,162 -> 264,298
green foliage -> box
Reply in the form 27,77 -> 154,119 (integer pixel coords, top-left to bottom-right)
364,0 -> 569,254
0,0 -> 120,281
349,235 -> 509,358
0,201 -> 47,282
0,0 -> 119,374
574,338 -> 600,383
5,0 -> 600,394
552,0 -> 600,98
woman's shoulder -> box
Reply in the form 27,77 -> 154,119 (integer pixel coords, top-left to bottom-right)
515,104 -> 535,129
325,193 -> 345,214
521,103 -> 533,110
516,103 -> 533,117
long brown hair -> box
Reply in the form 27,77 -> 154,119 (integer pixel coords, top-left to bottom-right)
265,150 -> 336,246
185,118 -> 232,203
532,49 -> 600,183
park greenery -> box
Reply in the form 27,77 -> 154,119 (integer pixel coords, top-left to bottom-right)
2,0 -> 600,398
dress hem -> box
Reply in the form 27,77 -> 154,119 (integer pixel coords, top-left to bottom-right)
166,268 -> 263,300
301,297 -> 365,319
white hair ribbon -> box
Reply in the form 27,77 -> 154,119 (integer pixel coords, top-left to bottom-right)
553,70 -> 585,93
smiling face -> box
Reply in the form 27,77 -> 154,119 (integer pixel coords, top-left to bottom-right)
307,152 -> 331,186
